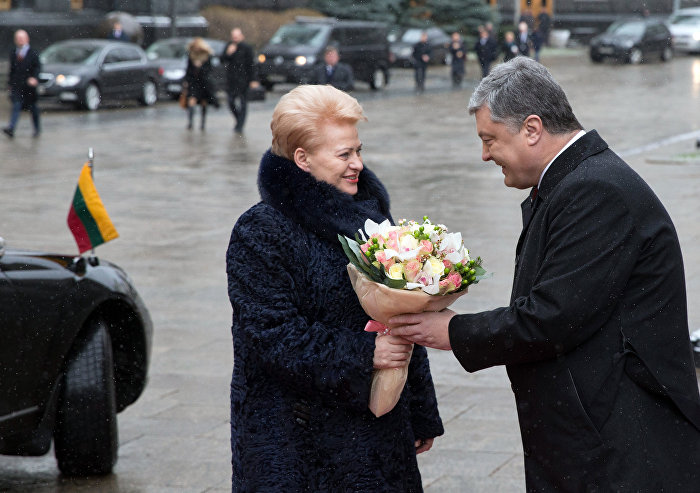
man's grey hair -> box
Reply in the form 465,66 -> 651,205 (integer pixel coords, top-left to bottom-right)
468,57 -> 582,135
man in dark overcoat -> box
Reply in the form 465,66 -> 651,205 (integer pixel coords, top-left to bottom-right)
474,25 -> 498,79
4,29 -> 41,138
310,46 -> 354,92
220,27 -> 258,133
391,56 -> 700,491
411,31 -> 431,94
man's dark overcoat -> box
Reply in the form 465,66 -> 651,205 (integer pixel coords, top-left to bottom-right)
449,131 -> 700,491
311,62 -> 354,91
220,41 -> 256,95
227,150 -> 444,492
8,46 -> 40,106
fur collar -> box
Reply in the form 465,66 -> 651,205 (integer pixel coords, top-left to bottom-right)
258,149 -> 392,243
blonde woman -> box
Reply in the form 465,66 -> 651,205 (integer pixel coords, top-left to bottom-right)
183,37 -> 218,130
226,85 -> 443,491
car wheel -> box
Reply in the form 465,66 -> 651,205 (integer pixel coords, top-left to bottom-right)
139,80 -> 158,106
370,68 -> 388,91
661,46 -> 673,62
81,83 -> 101,111
54,318 -> 118,476
590,53 -> 603,63
628,48 -> 643,64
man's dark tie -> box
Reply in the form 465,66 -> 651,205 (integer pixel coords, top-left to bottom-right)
530,186 -> 538,204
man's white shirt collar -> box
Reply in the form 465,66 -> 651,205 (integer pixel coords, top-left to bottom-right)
537,130 -> 586,189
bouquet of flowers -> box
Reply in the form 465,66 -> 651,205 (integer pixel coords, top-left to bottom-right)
339,217 -> 486,417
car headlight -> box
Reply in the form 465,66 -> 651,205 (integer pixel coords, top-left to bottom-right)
55,74 -> 81,87
399,47 -> 412,57
163,69 -> 186,80
693,32 -> 700,41
294,55 -> 315,66
622,40 -> 635,49
258,54 -> 266,63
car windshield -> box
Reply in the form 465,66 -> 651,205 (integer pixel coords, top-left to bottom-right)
146,41 -> 188,59
671,14 -> 700,25
40,44 -> 101,64
400,29 -> 425,43
268,24 -> 328,48
607,21 -> 645,36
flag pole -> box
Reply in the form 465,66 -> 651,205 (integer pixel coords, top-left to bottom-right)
88,147 -> 95,257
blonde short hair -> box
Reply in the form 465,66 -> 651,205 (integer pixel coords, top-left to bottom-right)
270,85 -> 367,160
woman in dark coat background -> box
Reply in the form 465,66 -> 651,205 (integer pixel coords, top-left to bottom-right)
183,37 -> 218,130
226,84 -> 444,492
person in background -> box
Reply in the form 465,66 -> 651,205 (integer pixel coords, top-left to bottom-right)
474,25 -> 498,78
226,84 -> 443,491
536,10 -> 552,47
221,27 -> 258,134
390,56 -> 700,492
411,31 -> 431,94
448,32 -> 466,88
107,21 -> 129,42
311,45 -> 354,91
3,29 -> 40,138
517,21 -> 534,58
183,37 -> 218,131
502,31 -> 519,62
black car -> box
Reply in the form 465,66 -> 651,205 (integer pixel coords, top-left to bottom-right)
0,236 -> 152,476
589,18 -> 673,64
389,27 -> 451,67
37,39 -> 161,111
257,17 -> 391,91
146,37 -> 227,99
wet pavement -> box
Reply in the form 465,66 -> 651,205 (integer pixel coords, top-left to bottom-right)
1,48 -> 700,492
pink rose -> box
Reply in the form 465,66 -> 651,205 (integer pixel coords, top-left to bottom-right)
361,242 -> 370,253
419,240 -> 433,255
387,231 -> 400,251
404,260 -> 422,282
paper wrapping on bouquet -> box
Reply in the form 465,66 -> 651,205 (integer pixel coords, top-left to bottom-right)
346,263 -> 466,417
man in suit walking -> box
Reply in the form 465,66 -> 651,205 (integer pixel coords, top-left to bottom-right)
311,46 -> 354,92
4,29 -> 41,138
391,56 -> 700,491
221,28 -> 258,134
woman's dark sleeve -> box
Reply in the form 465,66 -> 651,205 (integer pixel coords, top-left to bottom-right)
405,344 -> 444,439
227,208 -> 375,412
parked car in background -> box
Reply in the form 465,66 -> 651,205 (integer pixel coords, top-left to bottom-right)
589,18 -> 673,64
668,8 -> 700,54
0,236 -> 152,476
145,37 -> 227,99
257,17 -> 391,91
389,27 -> 451,67
37,39 -> 161,111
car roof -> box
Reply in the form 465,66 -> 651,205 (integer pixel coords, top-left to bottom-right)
294,16 -> 387,28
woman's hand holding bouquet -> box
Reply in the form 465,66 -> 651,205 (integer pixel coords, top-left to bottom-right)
339,217 -> 486,417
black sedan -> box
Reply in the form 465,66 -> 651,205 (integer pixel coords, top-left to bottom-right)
590,18 -> 673,64
389,27 -> 451,67
37,39 -> 161,111
0,236 -> 152,476
145,37 -> 227,99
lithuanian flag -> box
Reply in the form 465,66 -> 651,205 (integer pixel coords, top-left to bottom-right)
67,163 -> 119,253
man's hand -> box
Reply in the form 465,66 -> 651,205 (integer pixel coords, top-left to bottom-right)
26,77 -> 38,87
373,334 -> 412,369
415,437 -> 434,454
226,43 -> 237,55
249,80 -> 260,89
389,309 -> 456,350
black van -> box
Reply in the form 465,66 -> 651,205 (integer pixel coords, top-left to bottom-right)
257,17 -> 391,91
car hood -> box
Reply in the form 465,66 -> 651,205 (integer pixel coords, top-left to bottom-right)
593,33 -> 641,44
151,58 -> 186,70
41,63 -> 94,77
670,24 -> 700,35
260,44 -> 317,57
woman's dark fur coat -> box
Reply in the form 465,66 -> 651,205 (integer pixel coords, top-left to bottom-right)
227,150 -> 444,492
